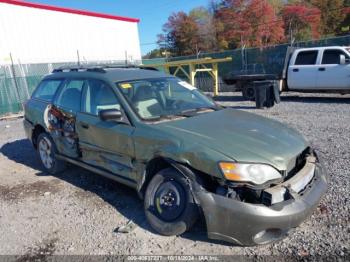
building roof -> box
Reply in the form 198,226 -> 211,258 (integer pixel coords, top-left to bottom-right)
0,0 -> 140,23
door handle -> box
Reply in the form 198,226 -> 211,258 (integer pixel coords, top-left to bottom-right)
293,68 -> 299,72
318,67 -> 326,71
80,122 -> 89,129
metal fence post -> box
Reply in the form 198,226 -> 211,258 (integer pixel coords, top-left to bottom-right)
9,53 -> 23,111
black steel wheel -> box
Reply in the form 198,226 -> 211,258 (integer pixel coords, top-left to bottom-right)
144,168 -> 199,236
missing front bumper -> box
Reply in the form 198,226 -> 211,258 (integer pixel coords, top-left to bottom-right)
262,156 -> 317,205
195,162 -> 327,246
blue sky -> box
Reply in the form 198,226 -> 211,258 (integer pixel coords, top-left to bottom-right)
30,0 -> 209,55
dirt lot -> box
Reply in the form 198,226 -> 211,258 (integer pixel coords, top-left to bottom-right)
0,92 -> 349,258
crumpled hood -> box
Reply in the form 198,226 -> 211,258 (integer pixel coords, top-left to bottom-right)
157,109 -> 308,171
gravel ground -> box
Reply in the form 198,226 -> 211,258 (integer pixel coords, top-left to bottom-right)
0,92 -> 349,259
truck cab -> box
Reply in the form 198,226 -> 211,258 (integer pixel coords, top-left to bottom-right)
287,46 -> 350,92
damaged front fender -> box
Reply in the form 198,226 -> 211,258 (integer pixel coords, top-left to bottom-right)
195,162 -> 327,246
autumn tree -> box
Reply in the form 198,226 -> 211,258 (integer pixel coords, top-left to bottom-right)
158,12 -> 200,56
214,0 -> 249,49
247,0 -> 285,47
157,0 -> 346,56
215,0 -> 284,48
282,4 -> 321,42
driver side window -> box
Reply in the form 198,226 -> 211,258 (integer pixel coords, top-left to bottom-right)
83,79 -> 121,116
322,50 -> 349,64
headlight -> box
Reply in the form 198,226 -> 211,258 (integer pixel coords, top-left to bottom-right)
219,162 -> 282,185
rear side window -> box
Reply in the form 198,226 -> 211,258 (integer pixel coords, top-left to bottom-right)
56,80 -> 84,113
322,50 -> 349,64
295,51 -> 318,65
32,79 -> 62,101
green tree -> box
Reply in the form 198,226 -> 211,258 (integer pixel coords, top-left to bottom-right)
189,7 -> 218,52
142,48 -> 168,59
338,0 -> 350,34
268,0 -> 284,13
308,0 -> 345,35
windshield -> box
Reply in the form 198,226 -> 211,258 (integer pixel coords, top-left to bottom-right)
116,78 -> 218,121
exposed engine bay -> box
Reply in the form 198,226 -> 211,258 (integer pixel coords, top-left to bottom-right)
213,149 -> 316,206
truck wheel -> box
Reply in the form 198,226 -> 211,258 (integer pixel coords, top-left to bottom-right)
37,133 -> 66,175
144,168 -> 199,236
242,85 -> 256,101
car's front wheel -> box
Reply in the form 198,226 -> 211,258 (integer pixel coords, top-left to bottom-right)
37,132 -> 66,175
144,168 -> 199,236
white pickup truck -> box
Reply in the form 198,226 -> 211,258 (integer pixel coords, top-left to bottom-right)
223,46 -> 350,100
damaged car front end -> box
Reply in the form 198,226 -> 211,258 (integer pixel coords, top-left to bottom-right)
193,151 -> 327,246
134,107 -> 328,246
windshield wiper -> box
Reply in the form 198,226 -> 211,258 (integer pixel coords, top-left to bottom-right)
144,114 -> 185,122
145,106 -> 221,121
178,106 -> 220,116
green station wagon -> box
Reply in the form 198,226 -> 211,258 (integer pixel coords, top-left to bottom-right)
23,65 -> 327,246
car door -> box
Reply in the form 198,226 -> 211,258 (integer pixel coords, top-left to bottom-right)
316,49 -> 350,90
53,78 -> 85,158
288,50 -> 319,90
75,78 -> 136,180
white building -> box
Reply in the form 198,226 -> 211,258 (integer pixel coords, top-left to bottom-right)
0,0 -> 141,65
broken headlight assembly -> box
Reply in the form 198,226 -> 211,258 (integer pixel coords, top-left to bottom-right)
219,162 -> 282,186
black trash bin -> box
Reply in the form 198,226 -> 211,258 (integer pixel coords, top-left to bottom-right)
254,80 -> 280,109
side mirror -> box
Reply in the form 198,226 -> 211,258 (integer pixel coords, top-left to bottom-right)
99,109 -> 123,122
340,55 -> 346,65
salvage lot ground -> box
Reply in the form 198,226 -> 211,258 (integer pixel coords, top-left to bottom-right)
0,92 -> 349,258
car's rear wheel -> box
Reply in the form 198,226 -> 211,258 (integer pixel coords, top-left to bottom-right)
37,133 -> 66,175
144,168 -> 198,236
242,84 -> 256,101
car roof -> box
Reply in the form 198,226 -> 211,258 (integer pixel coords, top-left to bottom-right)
104,68 -> 171,82
295,46 -> 346,52
44,66 -> 172,83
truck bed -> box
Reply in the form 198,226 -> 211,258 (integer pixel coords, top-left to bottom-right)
223,74 -> 280,85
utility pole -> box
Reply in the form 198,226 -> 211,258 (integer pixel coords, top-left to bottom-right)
289,20 -> 294,46
77,50 -> 81,66
9,53 -> 23,111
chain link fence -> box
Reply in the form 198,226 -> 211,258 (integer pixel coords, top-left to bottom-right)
0,59 -> 141,116
143,35 -> 350,92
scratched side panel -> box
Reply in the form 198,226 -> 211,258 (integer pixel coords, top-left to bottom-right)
76,112 -> 137,180
132,124 -> 227,183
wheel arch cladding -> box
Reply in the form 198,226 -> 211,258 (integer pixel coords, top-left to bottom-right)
138,157 -> 200,199
32,124 -> 46,149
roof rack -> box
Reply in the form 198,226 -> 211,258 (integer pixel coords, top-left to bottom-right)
52,64 -> 158,73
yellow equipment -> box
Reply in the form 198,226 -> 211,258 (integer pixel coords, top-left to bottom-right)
143,57 -> 232,96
